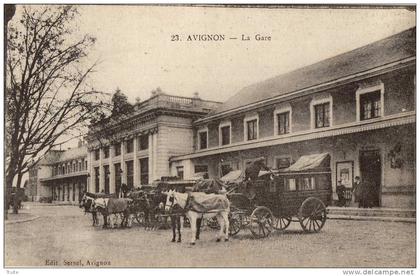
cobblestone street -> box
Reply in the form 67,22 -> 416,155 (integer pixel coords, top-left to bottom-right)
5,203 -> 415,267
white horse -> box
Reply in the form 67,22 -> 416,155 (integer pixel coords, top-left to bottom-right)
164,190 -> 230,245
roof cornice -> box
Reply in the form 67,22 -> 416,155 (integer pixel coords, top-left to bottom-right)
195,57 -> 415,125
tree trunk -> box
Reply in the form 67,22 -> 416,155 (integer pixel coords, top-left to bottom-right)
5,170 -> 16,220
13,173 -> 23,214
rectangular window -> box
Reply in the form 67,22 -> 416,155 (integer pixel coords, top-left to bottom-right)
140,158 -> 149,185
277,112 -> 290,135
126,160 -> 134,189
72,183 -> 76,201
85,160 -> 88,170
114,163 -> 121,193
198,131 -> 208,149
176,166 -> 184,180
194,165 -> 208,173
94,149 -> 100,160
275,157 -> 291,169
139,135 -> 149,150
114,143 -> 121,156
314,102 -> 330,128
79,162 -> 82,171
126,139 -> 134,153
221,125 -> 231,145
286,178 -> 296,191
104,146 -> 110,159
247,119 -> 258,140
360,91 -> 381,120
299,177 -> 315,191
94,167 -> 100,193
104,165 -> 110,194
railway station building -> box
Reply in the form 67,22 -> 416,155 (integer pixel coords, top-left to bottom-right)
85,90 -> 220,194
169,28 -> 416,209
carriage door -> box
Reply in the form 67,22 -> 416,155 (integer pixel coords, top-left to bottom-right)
359,150 -> 381,207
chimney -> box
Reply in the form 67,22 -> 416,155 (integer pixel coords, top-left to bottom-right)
193,91 -> 200,99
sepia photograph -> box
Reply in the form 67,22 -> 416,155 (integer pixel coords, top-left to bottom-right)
3,3 -> 416,269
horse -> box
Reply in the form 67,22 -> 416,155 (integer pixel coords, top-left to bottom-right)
79,193 -> 99,226
164,193 -> 185,242
164,190 -> 230,245
93,197 -> 133,229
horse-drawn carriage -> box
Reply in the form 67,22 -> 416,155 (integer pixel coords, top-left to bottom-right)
227,153 -> 332,238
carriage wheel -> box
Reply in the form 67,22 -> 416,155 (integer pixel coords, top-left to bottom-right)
273,216 -> 292,231
298,197 -> 327,233
249,206 -> 273,238
228,213 -> 242,236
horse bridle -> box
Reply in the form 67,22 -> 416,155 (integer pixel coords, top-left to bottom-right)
165,194 -> 176,210
165,192 -> 191,212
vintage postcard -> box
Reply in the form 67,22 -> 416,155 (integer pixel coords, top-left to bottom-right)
3,3 -> 416,269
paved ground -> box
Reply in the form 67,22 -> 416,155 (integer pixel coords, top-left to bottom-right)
5,203 -> 415,267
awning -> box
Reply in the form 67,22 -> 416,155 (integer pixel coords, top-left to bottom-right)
220,170 -> 243,183
283,153 -> 330,172
40,171 -> 88,182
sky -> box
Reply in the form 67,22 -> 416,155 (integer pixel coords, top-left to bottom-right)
74,5 -> 415,104
7,5 -> 416,185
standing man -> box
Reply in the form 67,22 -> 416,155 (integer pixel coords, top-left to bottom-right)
353,176 -> 365,208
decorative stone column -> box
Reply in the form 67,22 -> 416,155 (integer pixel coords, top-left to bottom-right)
148,134 -> 154,183
109,145 -> 115,194
99,147 -> 104,192
133,136 -> 139,188
121,141 -> 126,185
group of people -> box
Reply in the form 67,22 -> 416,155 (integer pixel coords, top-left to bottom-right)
336,176 -> 375,208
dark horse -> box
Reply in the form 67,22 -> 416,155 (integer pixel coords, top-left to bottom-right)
79,193 -> 99,226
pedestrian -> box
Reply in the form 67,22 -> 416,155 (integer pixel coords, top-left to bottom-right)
336,180 -> 346,207
353,176 -> 366,208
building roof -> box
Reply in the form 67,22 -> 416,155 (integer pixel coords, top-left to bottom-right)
36,146 -> 87,166
57,146 -> 87,162
208,27 -> 415,116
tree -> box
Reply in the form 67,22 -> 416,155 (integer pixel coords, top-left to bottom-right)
5,5 -> 105,216
87,88 -> 135,147
111,88 -> 134,116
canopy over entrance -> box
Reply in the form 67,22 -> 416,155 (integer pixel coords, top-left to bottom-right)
283,153 -> 331,172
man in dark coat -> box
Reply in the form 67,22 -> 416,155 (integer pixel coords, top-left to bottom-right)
353,176 -> 366,208
244,157 -> 270,199
245,157 -> 270,181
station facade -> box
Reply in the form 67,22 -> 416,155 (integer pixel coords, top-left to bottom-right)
170,28 -> 416,209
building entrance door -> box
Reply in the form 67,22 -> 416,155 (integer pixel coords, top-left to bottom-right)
359,150 -> 381,207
